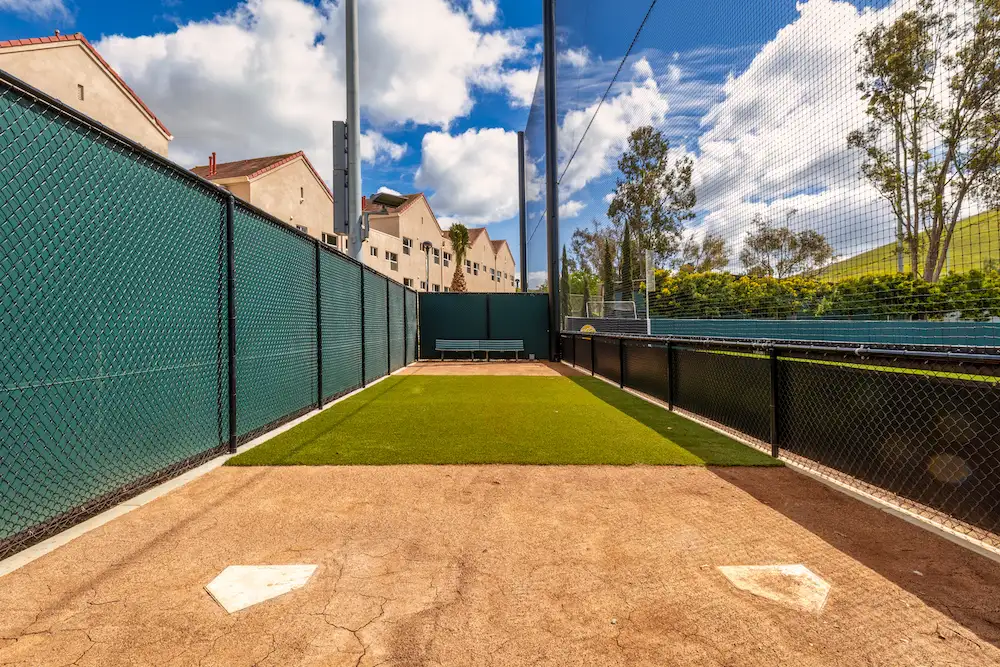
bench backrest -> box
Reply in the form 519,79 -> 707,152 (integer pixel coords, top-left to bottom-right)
436,339 -> 524,351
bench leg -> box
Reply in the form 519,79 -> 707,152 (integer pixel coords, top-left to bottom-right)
486,351 -> 490,362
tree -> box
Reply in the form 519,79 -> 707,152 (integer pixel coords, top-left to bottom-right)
678,233 -> 730,272
848,0 -> 1000,282
581,279 -> 591,317
739,213 -> 835,278
619,221 -> 635,294
570,219 -> 615,274
448,223 -> 471,292
607,126 -> 696,271
600,240 -> 615,299
559,246 -> 571,320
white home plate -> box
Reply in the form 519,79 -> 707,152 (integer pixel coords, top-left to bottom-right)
206,565 -> 318,613
718,564 -> 831,614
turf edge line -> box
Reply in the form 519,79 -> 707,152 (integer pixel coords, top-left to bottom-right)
0,370 -> 405,578
562,360 -> 1000,566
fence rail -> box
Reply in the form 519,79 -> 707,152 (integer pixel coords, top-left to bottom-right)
0,68 -> 416,560
561,331 -> 1000,551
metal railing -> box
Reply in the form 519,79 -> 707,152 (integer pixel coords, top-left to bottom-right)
561,331 -> 1000,550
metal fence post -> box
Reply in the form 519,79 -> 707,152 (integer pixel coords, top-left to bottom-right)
360,266 -> 367,387
225,195 -> 238,452
769,346 -> 780,458
314,241 -> 323,409
590,335 -> 596,376
666,341 -> 674,411
618,337 -> 625,388
386,279 -> 391,375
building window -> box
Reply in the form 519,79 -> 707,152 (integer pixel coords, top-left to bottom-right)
465,259 -> 471,274
473,262 -> 479,276
402,237 -> 412,255
503,272 -> 507,279
322,232 -> 337,247
300,186 -> 304,201
77,84 -> 84,101
443,251 -> 451,268
370,246 -> 378,257
490,268 -> 496,281
432,283 -> 440,292
404,278 -> 414,288
432,248 -> 440,265
295,224 -> 308,233
444,286 -> 450,292
420,280 -> 427,290
386,251 -> 398,271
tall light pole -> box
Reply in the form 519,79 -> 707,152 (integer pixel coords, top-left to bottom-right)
543,0 -> 559,359
345,0 -> 363,262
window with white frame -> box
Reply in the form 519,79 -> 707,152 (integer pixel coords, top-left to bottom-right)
432,248 -> 440,265
322,232 -> 337,247
465,259 -> 471,274
443,251 -> 451,267
370,246 -> 378,257
385,251 -> 398,271
473,262 -> 479,276
432,283 -> 440,292
295,224 -> 308,233
420,280 -> 427,290
404,278 -> 414,288
443,286 -> 450,292
402,237 -> 412,255
490,268 -> 496,281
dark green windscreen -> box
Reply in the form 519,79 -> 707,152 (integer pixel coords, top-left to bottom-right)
320,249 -> 363,399
363,270 -> 389,383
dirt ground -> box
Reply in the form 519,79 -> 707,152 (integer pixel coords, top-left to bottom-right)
398,361 -> 580,376
2,465 -> 999,666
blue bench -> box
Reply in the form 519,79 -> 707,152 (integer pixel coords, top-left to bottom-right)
435,339 -> 525,361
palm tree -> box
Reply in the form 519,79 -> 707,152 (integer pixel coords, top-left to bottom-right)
449,223 -> 472,292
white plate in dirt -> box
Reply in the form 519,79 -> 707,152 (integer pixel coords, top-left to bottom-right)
206,564 -> 318,613
718,564 -> 831,614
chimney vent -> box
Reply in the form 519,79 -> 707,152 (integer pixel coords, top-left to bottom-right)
54,30 -> 60,37
208,152 -> 217,177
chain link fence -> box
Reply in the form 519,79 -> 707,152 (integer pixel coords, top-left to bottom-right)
561,332 -> 1000,551
0,70 -> 417,561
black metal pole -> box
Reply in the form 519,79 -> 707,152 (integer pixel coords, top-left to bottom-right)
360,267 -> 367,387
225,195 -> 238,452
517,130 -> 528,293
769,346 -> 780,458
386,280 -> 391,375
666,341 -> 674,411
543,0 -> 560,361
315,241 -> 323,409
618,337 -> 625,388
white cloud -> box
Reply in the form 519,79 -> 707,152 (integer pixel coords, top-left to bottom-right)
96,0 -> 528,174
416,127 -> 539,225
498,67 -> 539,108
562,47 -> 589,69
468,0 -> 497,25
0,0 -> 68,20
361,131 -> 406,163
557,57 -> 670,194
559,200 -> 585,219
692,0 -> 897,261
527,270 -> 547,289
376,186 -> 402,196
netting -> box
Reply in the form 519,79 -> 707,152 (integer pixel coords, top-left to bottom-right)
0,70 -> 416,560
405,289 -> 418,365
388,281 -> 405,372
563,332 -> 1000,549
529,0 -> 1000,348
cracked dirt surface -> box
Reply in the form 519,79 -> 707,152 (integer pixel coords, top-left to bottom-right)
1,466 -> 999,666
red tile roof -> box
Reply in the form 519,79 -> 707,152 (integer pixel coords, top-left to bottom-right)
191,151 -> 333,202
0,33 -> 171,138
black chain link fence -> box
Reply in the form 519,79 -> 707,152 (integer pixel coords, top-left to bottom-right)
561,332 -> 1000,550
0,69 -> 417,561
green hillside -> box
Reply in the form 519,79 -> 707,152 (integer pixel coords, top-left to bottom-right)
822,210 -> 1000,280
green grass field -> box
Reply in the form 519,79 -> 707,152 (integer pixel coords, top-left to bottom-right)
227,375 -> 778,467
822,210 -> 999,280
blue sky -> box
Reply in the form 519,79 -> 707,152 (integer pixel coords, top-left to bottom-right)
0,0 -> 917,284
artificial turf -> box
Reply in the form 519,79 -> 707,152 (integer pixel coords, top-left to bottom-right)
227,375 -> 779,467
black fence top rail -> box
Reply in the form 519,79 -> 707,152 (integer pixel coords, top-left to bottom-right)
561,330 -> 1000,366
0,67 -> 415,297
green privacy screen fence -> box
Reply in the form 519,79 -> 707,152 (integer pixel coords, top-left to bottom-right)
417,293 -> 550,360
0,69 -> 417,560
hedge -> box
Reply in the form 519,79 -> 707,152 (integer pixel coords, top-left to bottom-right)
648,269 -> 1000,321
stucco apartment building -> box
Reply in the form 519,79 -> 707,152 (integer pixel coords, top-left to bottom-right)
195,152 -> 518,293
0,32 -> 172,156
